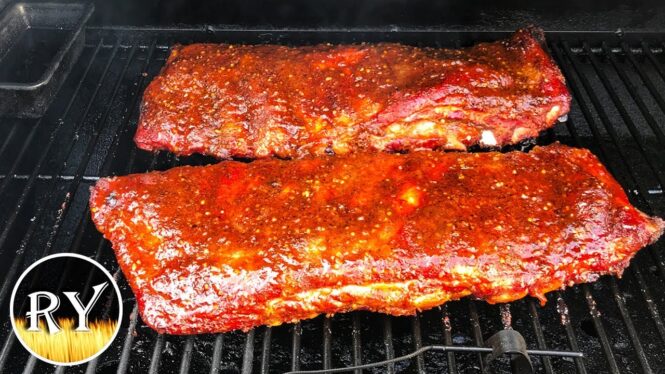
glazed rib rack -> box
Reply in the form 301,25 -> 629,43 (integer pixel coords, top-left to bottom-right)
0,27 -> 665,374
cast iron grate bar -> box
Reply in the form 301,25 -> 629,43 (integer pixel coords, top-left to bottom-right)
553,43 -> 639,374
613,43 -> 665,147
558,41 -> 662,213
115,305 -> 140,374
0,122 -> 18,157
210,335 -> 225,374
527,300 -> 554,374
322,317 -> 333,370
0,40 -> 119,307
78,40 -> 160,374
43,43 -> 136,258
149,335 -> 166,374
557,77 -> 665,321
442,306 -> 458,374
468,301 -> 488,372
643,41 -> 665,86
260,327 -> 273,374
382,316 -> 396,374
629,266 -> 665,343
0,39 -> 106,372
411,314 -> 425,374
573,43 -> 663,364
555,39 -> 665,374
0,39 -> 106,260
567,39 -> 665,341
555,293 -> 588,374
608,279 -> 654,374
584,42 -> 665,197
351,315 -> 362,374
241,329 -> 256,374
22,42 -> 138,374
291,323 -> 302,372
583,285 -> 620,374
68,41 -> 159,259
94,46 -> 168,374
179,336 -> 195,374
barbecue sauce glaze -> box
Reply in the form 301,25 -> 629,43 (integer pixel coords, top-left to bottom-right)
135,27 -> 570,159
90,145 -> 664,334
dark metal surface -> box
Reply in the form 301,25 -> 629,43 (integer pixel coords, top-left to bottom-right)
0,28 -> 664,374
86,0 -> 665,32
0,2 -> 93,118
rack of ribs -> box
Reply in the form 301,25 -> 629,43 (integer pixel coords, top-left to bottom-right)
90,144 -> 663,334
135,27 -> 571,159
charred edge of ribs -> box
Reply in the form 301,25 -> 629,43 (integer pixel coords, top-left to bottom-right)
134,28 -> 571,159
90,144 -> 663,334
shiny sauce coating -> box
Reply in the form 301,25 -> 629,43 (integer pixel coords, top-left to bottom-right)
135,27 -> 570,159
90,144 -> 663,334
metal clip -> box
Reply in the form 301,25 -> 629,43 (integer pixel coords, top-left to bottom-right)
483,330 -> 533,374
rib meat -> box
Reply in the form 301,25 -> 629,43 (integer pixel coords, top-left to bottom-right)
90,144 -> 663,334
135,27 -> 571,159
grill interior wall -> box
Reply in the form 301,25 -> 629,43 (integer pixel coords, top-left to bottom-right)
0,29 -> 664,374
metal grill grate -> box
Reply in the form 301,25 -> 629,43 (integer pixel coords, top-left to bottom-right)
0,28 -> 665,374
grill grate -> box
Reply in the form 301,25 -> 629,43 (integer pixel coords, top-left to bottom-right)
0,28 -> 665,374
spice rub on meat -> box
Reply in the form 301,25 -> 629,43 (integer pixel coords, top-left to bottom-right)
135,27 -> 570,159
89,144 -> 663,334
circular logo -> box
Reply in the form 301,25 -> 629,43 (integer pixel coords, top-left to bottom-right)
10,253 -> 122,366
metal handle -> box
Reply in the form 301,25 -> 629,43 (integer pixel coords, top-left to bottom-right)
484,329 -> 534,374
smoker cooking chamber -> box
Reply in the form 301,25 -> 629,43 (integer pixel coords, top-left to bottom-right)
0,26 -> 664,374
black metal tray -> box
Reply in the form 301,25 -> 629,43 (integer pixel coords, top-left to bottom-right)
0,2 -> 93,118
